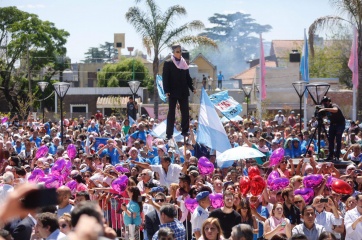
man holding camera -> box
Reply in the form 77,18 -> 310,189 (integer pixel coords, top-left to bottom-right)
319,96 -> 345,161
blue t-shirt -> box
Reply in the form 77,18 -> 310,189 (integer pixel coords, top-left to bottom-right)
130,130 -> 148,142
99,148 -> 120,165
29,136 -> 42,147
123,200 -> 141,226
255,205 -> 269,239
49,144 -> 58,155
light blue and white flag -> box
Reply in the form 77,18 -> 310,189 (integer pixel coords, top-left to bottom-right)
156,74 -> 167,102
209,90 -> 242,119
150,120 -> 180,139
197,88 -> 231,154
128,116 -> 136,126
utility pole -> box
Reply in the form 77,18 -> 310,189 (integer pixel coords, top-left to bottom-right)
27,38 -> 33,112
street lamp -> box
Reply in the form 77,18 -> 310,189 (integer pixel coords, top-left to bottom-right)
53,82 -> 70,145
37,82 -> 49,123
241,86 -> 252,116
127,47 -> 135,80
128,80 -> 141,100
305,82 -> 330,160
292,81 -> 307,132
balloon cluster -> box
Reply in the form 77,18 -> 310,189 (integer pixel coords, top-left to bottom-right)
327,177 -> 353,195
267,170 -> 290,191
111,175 -> 129,194
198,156 -> 214,176
239,166 -> 266,196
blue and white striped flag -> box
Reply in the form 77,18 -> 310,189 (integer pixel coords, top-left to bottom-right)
156,74 -> 167,102
196,88 -> 231,154
128,116 -> 136,126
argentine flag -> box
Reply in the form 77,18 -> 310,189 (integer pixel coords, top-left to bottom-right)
196,88 -> 231,154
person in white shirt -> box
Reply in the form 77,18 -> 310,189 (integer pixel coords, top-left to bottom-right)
132,156 -> 188,187
0,172 -> 14,204
191,191 -> 211,239
345,193 -> 362,240
312,195 -> 343,238
274,110 -> 285,125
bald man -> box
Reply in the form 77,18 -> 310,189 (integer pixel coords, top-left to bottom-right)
57,186 -> 74,217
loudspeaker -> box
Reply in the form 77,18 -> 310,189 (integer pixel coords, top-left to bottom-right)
290,52 -> 300,62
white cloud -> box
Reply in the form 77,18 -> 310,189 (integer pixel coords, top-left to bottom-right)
18,4 -> 46,9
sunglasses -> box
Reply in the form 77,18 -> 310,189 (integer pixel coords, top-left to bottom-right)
61,224 -> 68,229
84,175 -> 90,178
281,161 -> 287,164
74,162 -> 81,164
155,199 -> 165,203
175,51 -> 181,53
294,200 -> 303,204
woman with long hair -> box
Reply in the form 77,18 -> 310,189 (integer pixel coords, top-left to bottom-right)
199,217 -> 225,240
263,202 -> 291,239
238,198 -> 258,234
121,186 -> 142,240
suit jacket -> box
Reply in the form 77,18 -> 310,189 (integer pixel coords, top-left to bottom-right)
145,210 -> 160,240
9,216 -> 35,240
162,59 -> 194,99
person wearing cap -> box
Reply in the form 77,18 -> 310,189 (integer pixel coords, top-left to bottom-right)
319,96 -> 345,161
274,110 -> 285,126
288,111 -> 296,127
209,191 -> 242,239
191,191 -> 211,239
163,43 -> 196,140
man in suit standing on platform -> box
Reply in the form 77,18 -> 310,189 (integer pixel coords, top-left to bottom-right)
163,43 -> 196,140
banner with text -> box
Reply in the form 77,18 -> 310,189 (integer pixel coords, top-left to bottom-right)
209,91 -> 242,119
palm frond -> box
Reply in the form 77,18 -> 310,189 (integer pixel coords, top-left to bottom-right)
308,15 -> 347,56
125,7 -> 154,39
142,37 -> 153,56
176,36 -> 218,50
162,5 -> 187,27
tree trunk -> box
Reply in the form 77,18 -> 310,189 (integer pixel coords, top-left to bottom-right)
153,54 -> 159,119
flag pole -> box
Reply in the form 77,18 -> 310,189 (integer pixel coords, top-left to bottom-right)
258,34 -> 263,129
353,86 -> 357,120
303,28 -> 308,131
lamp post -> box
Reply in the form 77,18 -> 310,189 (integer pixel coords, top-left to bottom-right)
37,82 -> 49,123
292,81 -> 307,132
127,47 -> 135,80
241,86 -> 252,116
128,80 -> 141,100
53,82 -> 70,145
305,82 -> 330,160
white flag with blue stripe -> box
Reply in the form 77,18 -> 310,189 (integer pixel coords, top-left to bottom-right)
128,116 -> 136,126
196,88 -> 231,153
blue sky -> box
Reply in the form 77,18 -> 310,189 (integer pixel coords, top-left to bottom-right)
1,0 -> 339,62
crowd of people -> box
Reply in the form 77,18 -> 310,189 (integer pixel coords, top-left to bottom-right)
0,103 -> 360,240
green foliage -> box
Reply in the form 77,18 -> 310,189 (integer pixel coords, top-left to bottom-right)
0,6 -> 69,112
83,42 -> 118,63
97,58 -> 151,87
193,12 -> 272,77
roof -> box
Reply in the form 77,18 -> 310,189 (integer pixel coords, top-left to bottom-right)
270,40 -> 303,58
231,61 -> 276,85
190,53 -> 216,68
96,96 -> 141,108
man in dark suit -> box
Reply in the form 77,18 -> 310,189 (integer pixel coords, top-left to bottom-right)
5,215 -> 35,240
163,43 -> 196,140
145,192 -> 167,240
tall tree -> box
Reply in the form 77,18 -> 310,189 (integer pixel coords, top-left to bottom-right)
100,42 -> 118,60
83,47 -> 107,63
196,12 -> 272,78
308,0 -> 362,119
0,7 -> 69,112
126,0 -> 217,119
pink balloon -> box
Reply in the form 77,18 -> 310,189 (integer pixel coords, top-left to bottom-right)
36,145 -> 49,159
269,148 -> 285,166
28,168 -> 45,183
267,170 -> 280,186
209,193 -> 224,208
51,158 -> 65,175
197,156 -> 214,175
66,180 -> 78,195
294,188 -> 314,204
184,197 -> 198,213
1,117 -> 8,124
111,175 -> 129,193
146,134 -> 153,149
67,144 -> 77,160
268,177 -> 290,191
64,160 -> 72,172
326,175 -> 337,188
44,175 -> 62,189
303,174 -> 323,188
115,166 -> 130,173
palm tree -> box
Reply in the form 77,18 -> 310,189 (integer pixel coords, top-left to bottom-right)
126,0 -> 217,119
308,0 -> 362,119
